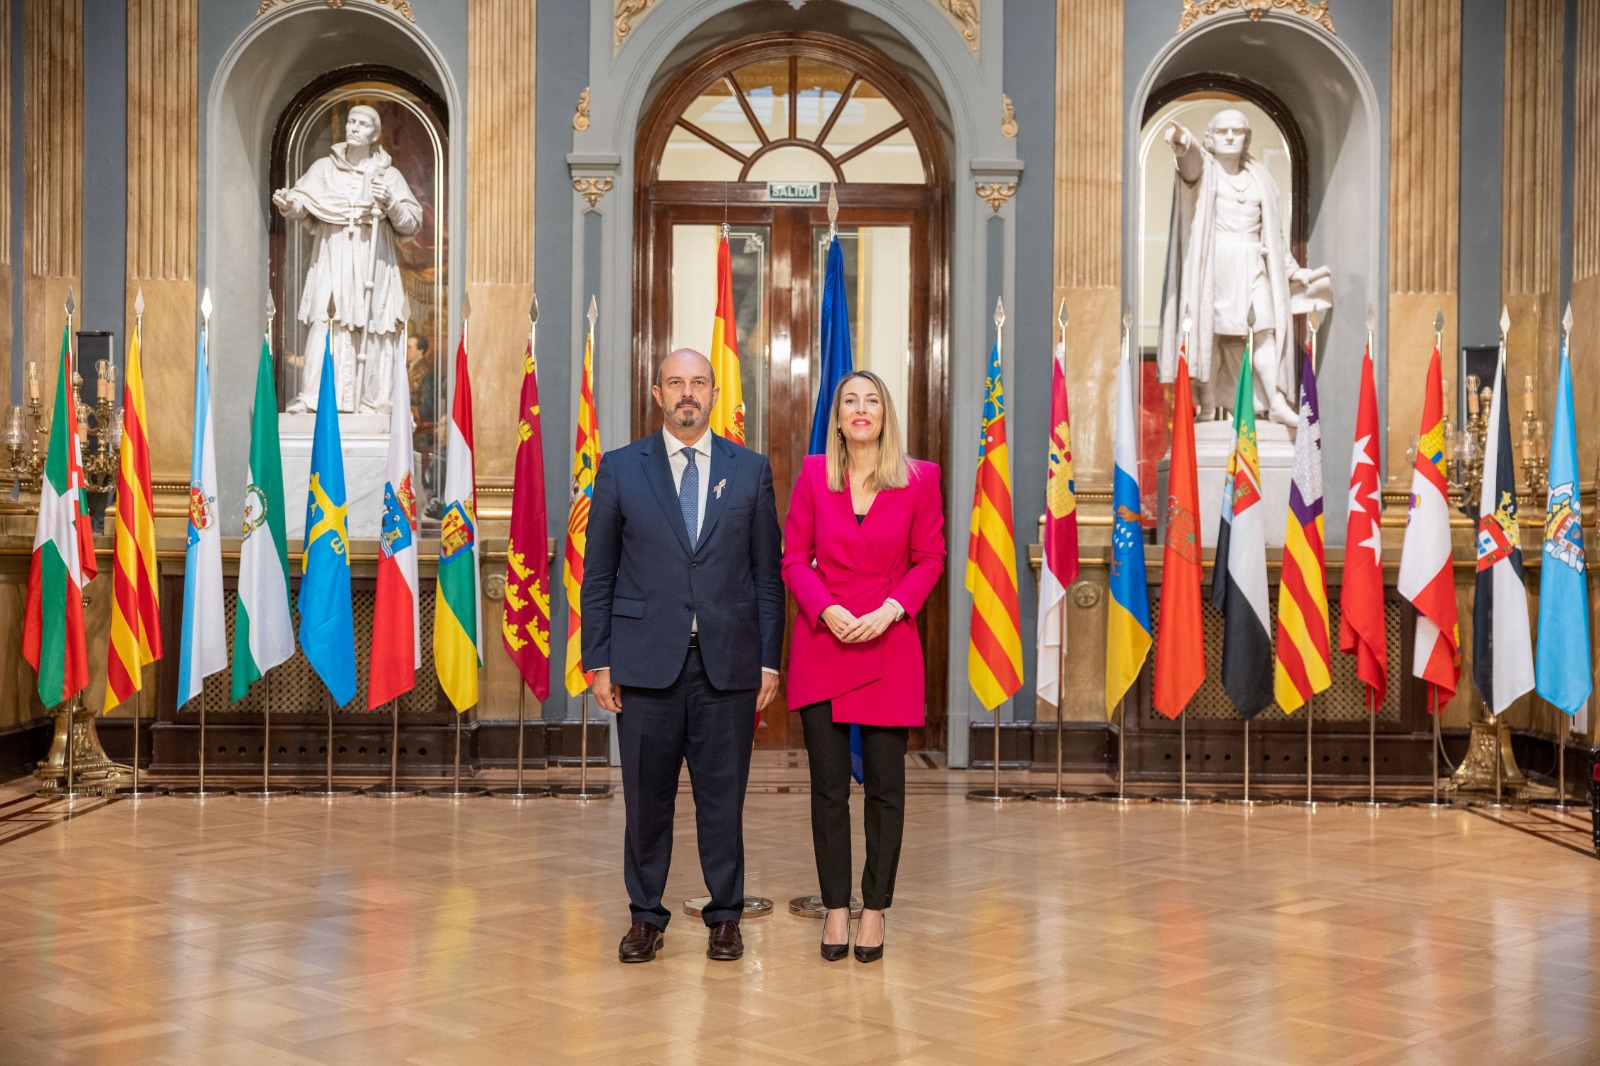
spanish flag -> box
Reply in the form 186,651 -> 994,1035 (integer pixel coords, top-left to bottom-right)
966,325 -> 1023,711
563,303 -> 603,696
709,232 -> 745,444
434,332 -> 482,712
105,316 -> 162,711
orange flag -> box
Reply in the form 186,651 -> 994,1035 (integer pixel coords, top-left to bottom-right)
1152,353 -> 1205,718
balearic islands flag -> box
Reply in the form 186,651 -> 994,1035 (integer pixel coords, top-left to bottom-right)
563,306 -> 603,696
23,327 -> 97,708
177,320 -> 226,707
1036,317 -> 1079,708
105,315 -> 162,711
503,332 -> 553,701
1339,340 -> 1389,710
1152,345 -> 1204,719
232,334 -> 295,702
1473,344 -> 1534,714
1535,321 -> 1591,716
1105,328 -> 1151,716
1272,346 -> 1331,713
966,326 -> 1024,711
709,232 -> 745,445
369,341 -> 421,708
435,333 -> 482,712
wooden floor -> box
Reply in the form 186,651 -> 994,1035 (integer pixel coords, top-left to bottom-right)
1,763 -> 1598,1065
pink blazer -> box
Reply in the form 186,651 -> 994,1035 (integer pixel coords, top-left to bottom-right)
783,455 -> 946,726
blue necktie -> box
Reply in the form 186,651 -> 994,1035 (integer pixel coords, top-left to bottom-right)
680,446 -> 699,551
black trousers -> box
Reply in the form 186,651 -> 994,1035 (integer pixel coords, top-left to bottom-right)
799,702 -> 908,911
615,645 -> 757,929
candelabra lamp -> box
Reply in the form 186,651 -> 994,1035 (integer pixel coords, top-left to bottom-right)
7,351 -> 122,498
1517,374 -> 1548,500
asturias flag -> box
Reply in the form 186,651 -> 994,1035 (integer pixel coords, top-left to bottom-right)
23,327 -> 97,708
504,336 -> 553,701
966,326 -> 1023,711
105,317 -> 161,711
1152,348 -> 1204,719
1536,326 -> 1591,716
435,333 -> 482,712
1273,346 -> 1331,713
177,323 -> 226,707
1472,344 -> 1534,714
709,232 -> 746,445
563,308 -> 603,696
369,340 -> 421,708
1397,340 -> 1460,713
232,334 -> 295,701
1105,329 -> 1152,716
1339,340 -> 1388,710
1036,319 -> 1079,708
298,335 -> 357,707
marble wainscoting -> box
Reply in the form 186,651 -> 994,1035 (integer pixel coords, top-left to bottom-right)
279,412 -> 392,541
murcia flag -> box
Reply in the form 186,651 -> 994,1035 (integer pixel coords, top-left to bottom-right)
435,333 -> 482,712
1339,341 -> 1388,710
1472,341 -> 1534,714
23,326 -> 98,707
504,335 -> 552,701
1152,348 -> 1204,719
1036,318 -> 1079,708
369,343 -> 421,708
231,334 -> 295,701
1273,347 -> 1331,713
177,321 -> 226,707
1535,322 -> 1591,716
1105,329 -> 1151,716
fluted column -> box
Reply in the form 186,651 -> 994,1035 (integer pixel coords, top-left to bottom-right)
23,0 -> 81,396
1572,0 -> 1599,746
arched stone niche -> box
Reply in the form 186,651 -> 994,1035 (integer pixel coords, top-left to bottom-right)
1128,13 -> 1383,545
203,4 -> 463,530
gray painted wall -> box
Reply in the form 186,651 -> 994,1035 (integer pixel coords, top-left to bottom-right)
1461,0 -> 1504,349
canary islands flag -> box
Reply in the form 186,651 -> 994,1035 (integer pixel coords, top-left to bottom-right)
1105,329 -> 1152,716
297,335 -> 357,706
1535,327 -> 1590,715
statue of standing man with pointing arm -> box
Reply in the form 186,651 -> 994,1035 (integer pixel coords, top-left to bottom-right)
273,104 -> 423,415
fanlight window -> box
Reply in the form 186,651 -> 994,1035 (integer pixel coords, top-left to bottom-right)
658,57 -> 925,184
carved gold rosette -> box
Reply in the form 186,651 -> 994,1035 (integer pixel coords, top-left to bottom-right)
1179,0 -> 1334,33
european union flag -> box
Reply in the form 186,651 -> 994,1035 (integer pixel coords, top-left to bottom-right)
1535,331 -> 1590,716
297,338 -> 357,706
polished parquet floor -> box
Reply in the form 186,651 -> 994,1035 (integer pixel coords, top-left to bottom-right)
1,761 -> 1598,1065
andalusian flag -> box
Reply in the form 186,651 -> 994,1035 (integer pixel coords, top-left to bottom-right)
23,326 -> 97,708
1272,347 -> 1331,713
104,316 -> 161,711
435,333 -> 482,712
965,320 -> 1023,711
709,232 -> 745,444
1105,328 -> 1151,716
369,342 -> 421,708
563,305 -> 602,696
1036,317 -> 1079,707
298,335 -> 357,706
1397,340 -> 1460,713
232,335 -> 295,701
177,320 -> 226,708
503,331 -> 552,701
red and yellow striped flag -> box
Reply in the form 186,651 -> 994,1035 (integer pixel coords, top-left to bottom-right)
563,307 -> 603,696
709,232 -> 745,444
1272,344 -> 1331,712
966,336 -> 1023,710
104,319 -> 162,710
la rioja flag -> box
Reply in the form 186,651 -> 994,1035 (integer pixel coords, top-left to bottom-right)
1339,338 -> 1388,710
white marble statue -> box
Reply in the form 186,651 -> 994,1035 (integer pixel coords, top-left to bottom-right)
1157,109 -> 1332,426
272,104 -> 422,414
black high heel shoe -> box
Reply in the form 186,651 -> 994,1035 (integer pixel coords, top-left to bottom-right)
820,911 -> 850,961
853,915 -> 884,963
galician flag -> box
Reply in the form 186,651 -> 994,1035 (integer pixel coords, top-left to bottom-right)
1105,326 -> 1151,716
709,231 -> 745,444
1272,345 -> 1331,713
1535,315 -> 1589,716
1036,313 -> 1079,708
177,316 -> 226,708
231,334 -> 295,701
104,312 -> 162,711
298,334 -> 357,706
23,324 -> 98,707
503,328 -> 552,701
563,303 -> 602,696
434,332 -> 482,712
369,337 -> 421,708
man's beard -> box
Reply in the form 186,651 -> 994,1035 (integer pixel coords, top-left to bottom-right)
670,403 -> 703,429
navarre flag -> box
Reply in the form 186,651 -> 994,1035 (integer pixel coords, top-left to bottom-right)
1272,347 -> 1331,713
1472,345 -> 1534,714
1396,340 -> 1461,714
966,328 -> 1024,711
709,232 -> 746,445
563,308 -> 603,696
298,335 -> 357,706
177,322 -> 226,707
369,343 -> 421,708
810,235 -> 854,455
435,334 -> 482,712
1152,349 -> 1205,719
1210,332 -> 1273,718
231,334 -> 295,701
503,336 -> 553,701
1105,330 -> 1152,716
1036,319 -> 1080,707
1339,341 -> 1388,710
23,326 -> 98,707
1535,325 -> 1591,716
104,317 -> 161,711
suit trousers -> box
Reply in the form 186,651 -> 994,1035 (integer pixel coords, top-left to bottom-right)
615,644 -> 757,929
798,702 -> 908,911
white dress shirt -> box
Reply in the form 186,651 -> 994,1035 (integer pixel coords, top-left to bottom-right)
663,426 -> 712,540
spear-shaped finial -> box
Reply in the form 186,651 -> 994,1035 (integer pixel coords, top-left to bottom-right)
1182,304 -> 1192,338
588,293 -> 598,330
201,287 -> 214,324
1056,297 -> 1067,337
1562,301 -> 1573,336
993,296 -> 1005,330
65,287 -> 75,318
462,291 -> 472,321
266,289 -> 277,325
1434,308 -> 1444,336
827,182 -> 839,240
1364,304 -> 1375,335
1308,306 -> 1320,333
1247,305 -> 1256,331
529,292 -> 540,324
1500,304 -> 1511,337
134,286 -> 145,321
1121,305 -> 1132,336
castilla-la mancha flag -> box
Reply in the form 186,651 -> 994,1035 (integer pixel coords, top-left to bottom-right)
503,335 -> 552,701
1036,319 -> 1079,708
23,326 -> 98,708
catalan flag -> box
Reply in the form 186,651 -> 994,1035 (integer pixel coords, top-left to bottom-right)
1106,328 -> 1152,716
504,331 -> 552,701
965,322 -> 1023,711
1272,346 -> 1331,713
564,304 -> 603,696
434,333 -> 482,712
104,316 -> 162,711
709,231 -> 745,445
1036,318 -> 1079,708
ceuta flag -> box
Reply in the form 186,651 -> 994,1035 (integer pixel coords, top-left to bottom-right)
1472,344 -> 1534,714
709,233 -> 745,445
1036,322 -> 1079,707
564,309 -> 603,696
1339,340 -> 1388,710
1152,351 -> 1204,719
369,344 -> 421,708
503,336 -> 553,701
23,326 -> 97,707
1396,341 -> 1460,714
104,317 -> 161,711
1272,346 -> 1331,713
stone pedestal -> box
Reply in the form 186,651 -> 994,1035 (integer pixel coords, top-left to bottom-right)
1159,419 -> 1295,549
279,412 -> 391,540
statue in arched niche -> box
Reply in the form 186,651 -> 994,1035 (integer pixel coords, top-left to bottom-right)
273,104 -> 423,414
1158,108 -> 1332,427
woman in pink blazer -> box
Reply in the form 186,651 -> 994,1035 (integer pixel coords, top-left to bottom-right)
783,370 -> 945,963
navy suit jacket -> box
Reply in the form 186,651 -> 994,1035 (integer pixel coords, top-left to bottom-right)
580,431 -> 785,691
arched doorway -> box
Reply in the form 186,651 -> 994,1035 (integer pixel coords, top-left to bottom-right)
634,31 -> 950,751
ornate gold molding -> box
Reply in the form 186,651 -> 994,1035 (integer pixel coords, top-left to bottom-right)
1001,94 -> 1017,138
615,0 -> 661,50
257,0 -> 415,20
573,87 -> 591,132
932,0 -> 980,53
976,182 -> 1016,214
574,177 -> 614,209
1179,0 -> 1333,33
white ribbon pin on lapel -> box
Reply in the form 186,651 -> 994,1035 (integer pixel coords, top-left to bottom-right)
713,479 -> 727,500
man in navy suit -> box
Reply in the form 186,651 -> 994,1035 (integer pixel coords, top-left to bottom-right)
582,348 -> 784,963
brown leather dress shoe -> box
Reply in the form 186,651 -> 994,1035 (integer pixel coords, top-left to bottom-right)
706,920 -> 744,961
618,921 -> 664,963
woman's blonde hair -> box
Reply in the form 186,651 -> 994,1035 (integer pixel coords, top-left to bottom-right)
824,370 -> 909,493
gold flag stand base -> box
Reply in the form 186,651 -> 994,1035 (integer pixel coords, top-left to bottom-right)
33,702 -> 130,796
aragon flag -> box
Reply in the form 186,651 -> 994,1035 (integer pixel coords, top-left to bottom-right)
1472,337 -> 1534,715
1210,332 -> 1272,718
105,314 -> 161,711
503,330 -> 552,702
1152,348 -> 1204,719
435,333 -> 483,712
232,334 -> 295,702
563,304 -> 603,696
369,338 -> 420,708
709,232 -> 745,444
1272,346 -> 1331,713
23,326 -> 97,708
1339,341 -> 1388,710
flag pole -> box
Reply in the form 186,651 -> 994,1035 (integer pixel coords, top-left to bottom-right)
1411,310 -> 1455,811
1283,309 -> 1321,810
301,687 -> 360,797
366,698 -> 421,798
1221,717 -> 1278,806
556,690 -> 613,799
425,706 -> 488,797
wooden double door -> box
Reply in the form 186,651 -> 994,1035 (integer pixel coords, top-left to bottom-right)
633,185 -> 949,750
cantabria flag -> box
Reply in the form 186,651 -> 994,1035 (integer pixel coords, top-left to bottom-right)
369,343 -> 421,708
23,326 -> 97,708
232,334 -> 295,701
177,321 -> 227,707
434,332 -> 482,711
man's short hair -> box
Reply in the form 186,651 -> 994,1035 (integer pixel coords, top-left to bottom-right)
656,351 -> 716,389
409,333 -> 429,353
